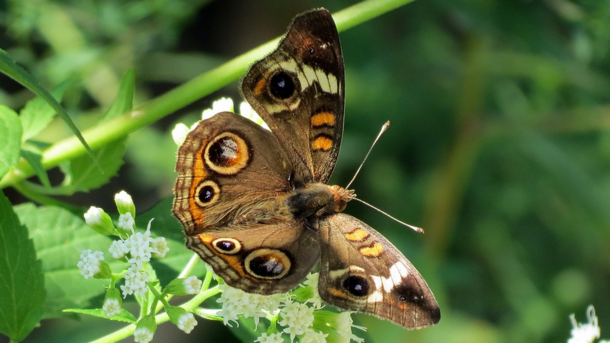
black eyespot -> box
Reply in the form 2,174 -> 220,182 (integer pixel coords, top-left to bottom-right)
216,240 -> 235,251
211,238 -> 241,254
208,136 -> 238,167
269,71 -> 296,99
198,185 -> 215,203
343,275 -> 370,297
194,180 -> 220,208
249,255 -> 285,277
394,283 -> 421,304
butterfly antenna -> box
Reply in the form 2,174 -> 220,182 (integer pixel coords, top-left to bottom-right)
345,121 -> 391,190
344,121 -> 424,234
352,197 -> 425,234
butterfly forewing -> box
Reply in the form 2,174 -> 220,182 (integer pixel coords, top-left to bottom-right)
241,9 -> 345,184
173,112 -> 293,235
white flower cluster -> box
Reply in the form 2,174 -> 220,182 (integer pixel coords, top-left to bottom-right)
568,306 -> 609,343
172,98 -> 269,146
217,284 -> 285,328
78,191 -> 205,342
219,272 -> 363,343
121,266 -> 150,298
109,220 -> 169,269
76,249 -> 104,279
176,312 -> 198,334
80,191 -> 170,300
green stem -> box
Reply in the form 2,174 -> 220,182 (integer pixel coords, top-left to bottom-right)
147,283 -> 168,309
0,0 -> 414,190
12,181 -> 82,211
154,253 -> 200,313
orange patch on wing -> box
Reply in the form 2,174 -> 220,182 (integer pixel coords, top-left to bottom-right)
188,176 -> 206,223
198,236 -> 249,278
219,254 -> 248,278
344,228 -> 369,242
327,287 -> 350,299
311,112 -> 335,127
311,136 -> 333,151
193,143 -> 208,177
254,77 -> 267,96
197,234 -> 214,244
359,242 -> 384,258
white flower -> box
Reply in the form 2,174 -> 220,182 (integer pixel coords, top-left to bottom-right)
109,240 -> 128,259
117,212 -> 135,231
239,102 -> 269,130
333,312 -> 365,343
183,276 -> 202,294
133,315 -> 157,343
102,298 -> 121,317
114,191 -> 135,217
177,312 -> 198,334
172,123 -> 190,145
202,97 -> 234,120
300,329 -> 328,343
133,327 -> 154,343
102,288 -> 122,317
217,285 -> 250,327
76,248 -> 104,279
568,306 -> 607,343
303,273 -> 324,309
120,266 -> 149,298
151,237 -> 169,258
83,206 -> 115,235
217,284 -> 285,328
278,301 -> 315,342
255,332 -> 284,343
84,207 -> 104,226
125,221 -> 155,269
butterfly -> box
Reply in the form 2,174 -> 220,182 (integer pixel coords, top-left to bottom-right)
173,8 -> 440,329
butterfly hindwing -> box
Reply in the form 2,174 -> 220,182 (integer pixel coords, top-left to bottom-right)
187,220 -> 320,294
318,213 -> 441,329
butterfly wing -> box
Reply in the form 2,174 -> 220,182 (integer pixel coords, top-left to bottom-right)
187,220 -> 319,294
241,9 -> 344,184
173,111 -> 293,236
318,213 -> 441,329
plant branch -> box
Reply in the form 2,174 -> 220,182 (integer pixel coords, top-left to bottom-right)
0,0 -> 414,190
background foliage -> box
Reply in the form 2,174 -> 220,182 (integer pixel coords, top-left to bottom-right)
1,0 -> 609,342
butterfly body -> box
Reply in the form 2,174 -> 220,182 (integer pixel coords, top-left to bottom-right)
173,8 -> 440,329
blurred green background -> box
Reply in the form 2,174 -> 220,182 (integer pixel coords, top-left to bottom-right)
2,0 -> 610,342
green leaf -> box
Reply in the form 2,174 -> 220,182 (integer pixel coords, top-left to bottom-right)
14,204 -> 121,318
0,191 -> 46,342
100,69 -> 135,123
0,105 -> 23,179
0,48 -> 97,168
63,308 -> 137,324
20,149 -> 51,187
62,138 -> 126,193
57,69 -> 136,194
19,81 -> 72,141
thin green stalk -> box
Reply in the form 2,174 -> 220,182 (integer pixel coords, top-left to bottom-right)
12,181 -> 82,211
0,0 -> 414,190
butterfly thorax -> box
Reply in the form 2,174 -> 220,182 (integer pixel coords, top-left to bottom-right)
286,183 -> 354,219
